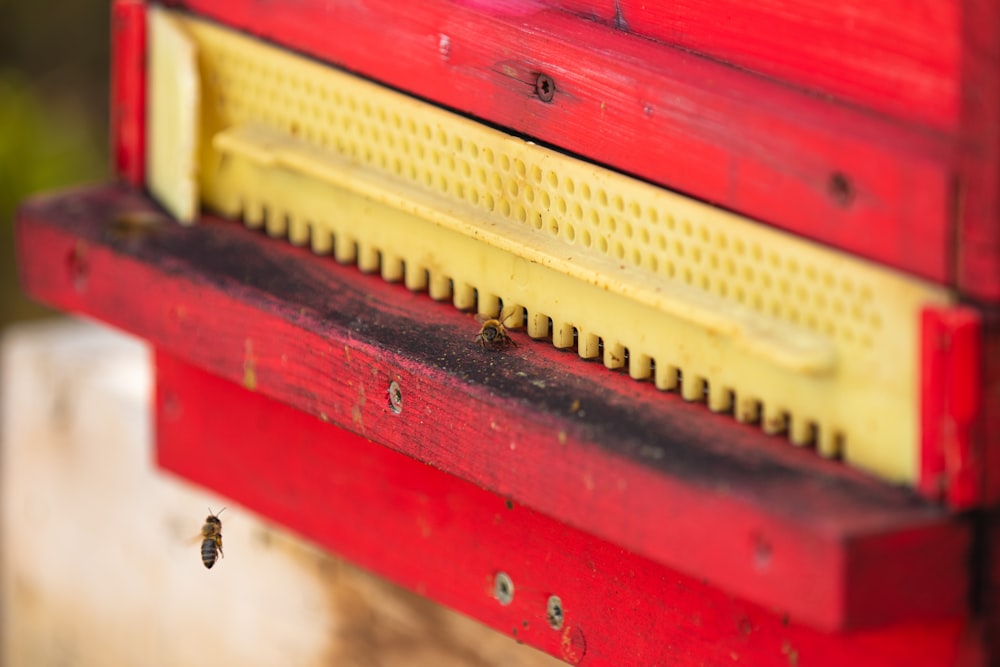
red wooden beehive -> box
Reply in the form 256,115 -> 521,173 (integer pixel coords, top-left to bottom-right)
16,0 -> 1000,664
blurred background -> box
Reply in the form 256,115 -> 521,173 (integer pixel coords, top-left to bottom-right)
0,0 -> 109,325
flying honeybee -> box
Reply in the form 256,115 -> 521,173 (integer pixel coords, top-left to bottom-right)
199,507 -> 226,569
474,308 -> 519,349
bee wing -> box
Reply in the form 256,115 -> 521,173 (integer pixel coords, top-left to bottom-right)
187,533 -> 205,546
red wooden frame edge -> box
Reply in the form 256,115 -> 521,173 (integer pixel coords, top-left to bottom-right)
921,306 -> 983,508
155,350 -> 984,667
111,0 -> 146,186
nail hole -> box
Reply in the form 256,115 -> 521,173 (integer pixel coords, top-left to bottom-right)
828,172 -> 854,206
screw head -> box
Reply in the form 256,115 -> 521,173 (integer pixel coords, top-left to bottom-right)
535,73 -> 555,103
388,381 -> 403,414
546,595 -> 564,630
494,572 -> 514,605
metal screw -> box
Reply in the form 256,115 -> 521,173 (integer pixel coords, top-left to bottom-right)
388,381 -> 403,414
535,73 -> 555,103
494,572 -> 514,605
828,172 -> 854,206
546,595 -> 564,630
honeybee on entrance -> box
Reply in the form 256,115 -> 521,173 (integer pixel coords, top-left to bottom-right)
474,308 -> 519,349
199,507 -> 226,569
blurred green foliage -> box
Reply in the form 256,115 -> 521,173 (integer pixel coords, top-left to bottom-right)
0,0 -> 110,326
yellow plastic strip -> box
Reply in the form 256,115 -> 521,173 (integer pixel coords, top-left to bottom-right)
150,9 -> 954,484
146,7 -> 200,224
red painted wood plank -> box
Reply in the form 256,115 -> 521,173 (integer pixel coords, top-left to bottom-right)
15,184 -> 972,631
110,0 -> 145,186
155,351 -> 984,667
617,0 -> 962,131
161,0 -> 955,285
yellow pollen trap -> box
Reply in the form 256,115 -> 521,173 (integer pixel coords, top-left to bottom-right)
147,7 -> 953,484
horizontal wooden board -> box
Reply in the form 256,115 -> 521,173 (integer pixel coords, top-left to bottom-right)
156,350 -> 983,667
15,184 -> 971,631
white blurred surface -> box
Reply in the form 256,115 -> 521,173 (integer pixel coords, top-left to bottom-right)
0,317 -> 559,667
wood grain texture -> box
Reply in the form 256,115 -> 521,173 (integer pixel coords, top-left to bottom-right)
161,0 -> 956,285
15,184 -> 972,631
157,351 -> 985,667
617,0 -> 961,130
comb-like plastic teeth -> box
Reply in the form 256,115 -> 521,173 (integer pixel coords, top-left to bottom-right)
735,397 -> 761,424
334,236 -> 356,264
310,227 -> 332,255
603,341 -> 626,370
681,374 -> 705,402
505,306 -> 525,329
356,244 -> 379,273
243,199 -> 264,229
478,293 -> 500,319
762,405 -> 789,436
629,353 -> 652,381
818,429 -> 843,459
428,273 -> 452,301
265,209 -> 286,238
453,283 -> 476,311
707,384 -> 734,413
288,215 -> 309,246
150,7 -> 957,485
790,417 -> 816,446
527,312 -> 549,339
404,265 -> 428,292
381,254 -> 404,282
578,331 -> 600,359
654,364 -> 678,392
553,320 -> 575,349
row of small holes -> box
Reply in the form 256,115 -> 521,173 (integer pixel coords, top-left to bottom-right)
205,43 -> 881,351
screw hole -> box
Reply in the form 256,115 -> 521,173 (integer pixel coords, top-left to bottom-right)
828,172 -> 854,206
546,595 -> 564,630
535,73 -> 555,103
494,572 -> 514,605
388,381 -> 403,414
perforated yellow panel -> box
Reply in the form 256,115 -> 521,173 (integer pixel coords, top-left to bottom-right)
149,8 -> 954,484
